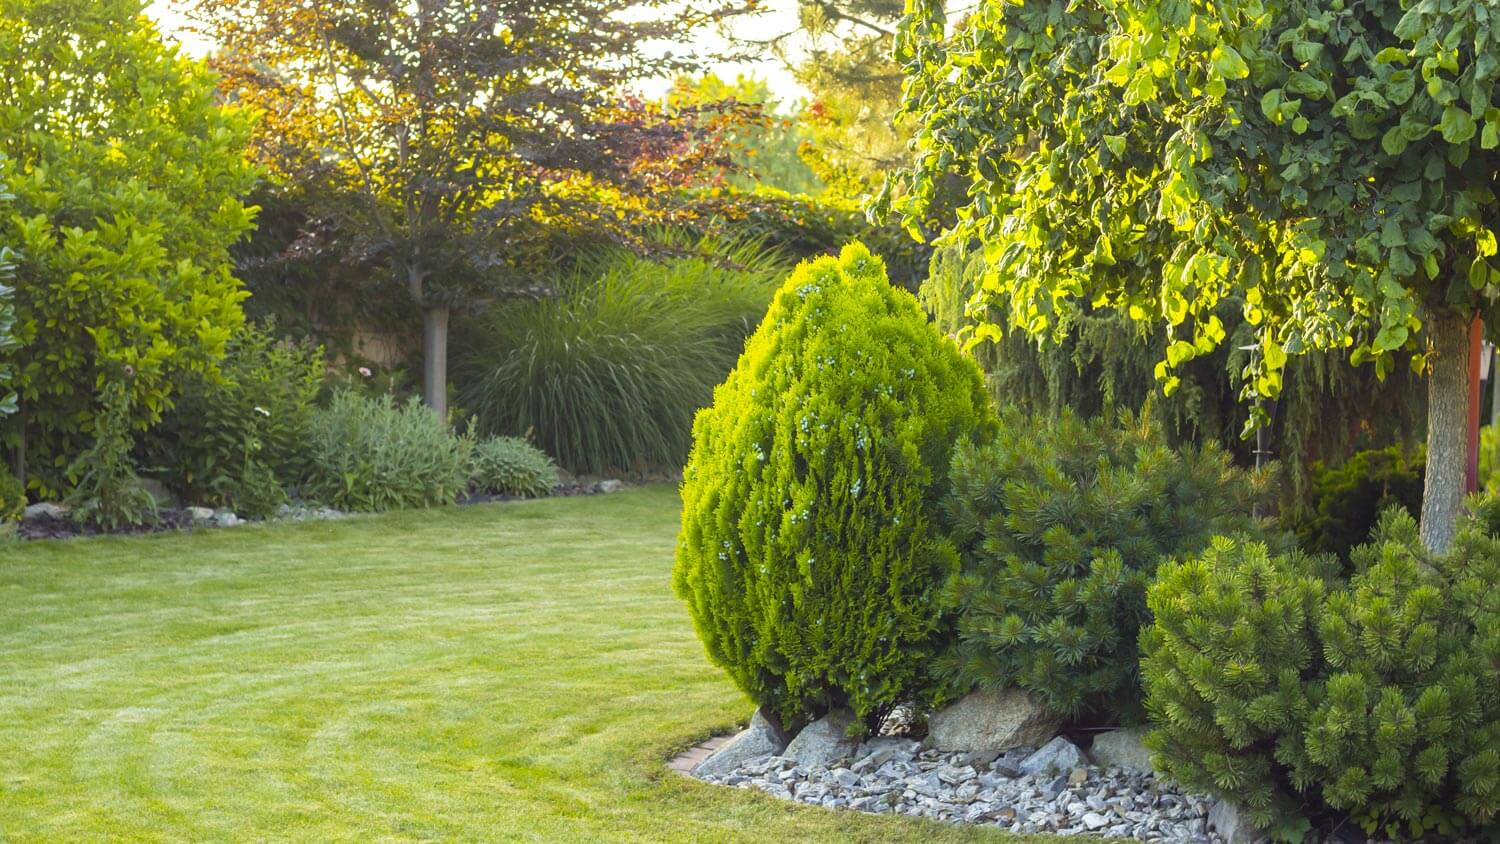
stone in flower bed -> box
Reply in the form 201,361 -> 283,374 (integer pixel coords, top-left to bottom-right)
692,733 -> 1227,842
925,688 -> 1059,754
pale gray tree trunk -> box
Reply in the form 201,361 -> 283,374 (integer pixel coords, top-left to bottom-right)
421,303 -> 449,422
1420,309 -> 1470,554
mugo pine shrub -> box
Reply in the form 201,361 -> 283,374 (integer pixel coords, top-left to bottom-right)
940,411 -> 1275,724
673,242 -> 996,730
1142,503 -> 1500,840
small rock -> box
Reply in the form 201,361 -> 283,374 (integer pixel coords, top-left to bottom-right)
186,506 -> 215,523
133,477 -> 176,508
23,502 -> 68,520
1021,736 -> 1088,777
852,736 -> 918,772
694,708 -> 790,778
212,509 -> 243,527
1068,766 -> 1089,786
1082,812 -> 1110,830
594,479 -> 626,494
926,688 -> 1060,753
1209,798 -> 1262,844
1090,728 -> 1155,774
783,709 -> 860,768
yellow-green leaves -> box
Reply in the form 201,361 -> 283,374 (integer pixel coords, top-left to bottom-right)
1212,45 -> 1251,80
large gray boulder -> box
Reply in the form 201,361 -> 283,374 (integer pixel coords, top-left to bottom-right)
1208,798 -> 1265,844
694,708 -> 790,778
1089,727 -> 1154,773
926,689 -> 1059,753
1019,735 -> 1087,776
783,709 -> 859,768
23,502 -> 68,520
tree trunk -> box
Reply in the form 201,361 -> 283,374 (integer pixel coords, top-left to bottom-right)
1421,309 -> 1471,555
422,303 -> 449,422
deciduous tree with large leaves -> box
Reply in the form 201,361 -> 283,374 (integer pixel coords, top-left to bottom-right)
889,0 -> 1500,552
186,0 -> 734,419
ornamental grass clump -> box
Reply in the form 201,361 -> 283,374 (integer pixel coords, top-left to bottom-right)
673,242 -> 996,730
1142,502 -> 1500,841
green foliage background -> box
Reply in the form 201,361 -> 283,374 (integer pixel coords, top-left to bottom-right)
0,0 -> 258,494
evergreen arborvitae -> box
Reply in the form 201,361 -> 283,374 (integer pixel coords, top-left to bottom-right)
940,411 -> 1275,724
673,242 -> 996,729
1142,502 -> 1500,840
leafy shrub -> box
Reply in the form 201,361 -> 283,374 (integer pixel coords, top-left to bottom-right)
0,162 -> 17,420
939,411 -> 1276,724
137,321 -> 323,518
0,0 -> 257,494
1287,446 -> 1424,560
0,464 -> 22,522
303,391 -> 474,513
456,235 -> 785,475
1142,504 -> 1500,841
469,437 -> 559,498
64,382 -> 157,531
673,242 -> 996,729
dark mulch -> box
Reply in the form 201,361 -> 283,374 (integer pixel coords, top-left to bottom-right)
457,481 -> 611,506
17,509 -> 196,541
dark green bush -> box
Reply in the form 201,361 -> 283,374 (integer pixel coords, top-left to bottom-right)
469,437 -> 559,498
456,235 -> 785,475
0,464 -> 23,522
673,242 -> 996,730
137,321 -> 323,518
303,391 -> 474,513
1142,503 -> 1500,841
64,381 -> 157,531
1288,446 -> 1424,560
940,411 -> 1276,724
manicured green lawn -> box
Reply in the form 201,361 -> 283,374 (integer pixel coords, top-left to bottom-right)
0,486 -> 1035,842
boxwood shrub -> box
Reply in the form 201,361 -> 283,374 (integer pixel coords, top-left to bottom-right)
673,242 -> 996,730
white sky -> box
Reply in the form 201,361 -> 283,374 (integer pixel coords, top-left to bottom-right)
145,0 -> 813,104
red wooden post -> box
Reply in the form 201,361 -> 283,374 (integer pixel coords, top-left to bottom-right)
1467,313 -> 1483,494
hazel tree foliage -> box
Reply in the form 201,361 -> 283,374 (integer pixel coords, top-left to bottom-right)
888,0 -> 1500,551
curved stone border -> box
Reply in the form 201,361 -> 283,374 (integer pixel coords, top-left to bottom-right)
668,736 -> 730,775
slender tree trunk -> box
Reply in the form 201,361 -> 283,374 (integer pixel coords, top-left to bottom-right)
422,303 -> 449,422
1421,309 -> 1471,554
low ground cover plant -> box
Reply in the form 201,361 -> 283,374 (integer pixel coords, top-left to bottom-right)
1142,503 -> 1500,841
939,410 -> 1277,724
674,242 -> 996,730
469,436 -> 560,498
302,391 -> 475,513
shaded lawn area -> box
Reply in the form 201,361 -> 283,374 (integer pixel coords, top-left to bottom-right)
0,486 -> 1041,842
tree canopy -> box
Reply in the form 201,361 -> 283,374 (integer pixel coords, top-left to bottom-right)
188,0 -> 734,417
890,0 -> 1500,551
